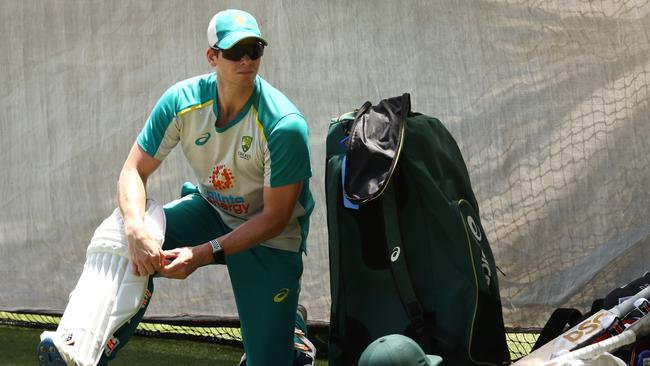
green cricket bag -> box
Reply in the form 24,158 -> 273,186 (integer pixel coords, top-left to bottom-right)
325,94 -> 510,366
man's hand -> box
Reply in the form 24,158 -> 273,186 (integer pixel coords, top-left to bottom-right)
126,224 -> 163,276
158,247 -> 205,280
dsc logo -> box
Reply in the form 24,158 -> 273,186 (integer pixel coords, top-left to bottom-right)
561,311 -> 609,343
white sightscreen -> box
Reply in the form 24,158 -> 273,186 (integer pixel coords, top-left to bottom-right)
1,0 -> 649,328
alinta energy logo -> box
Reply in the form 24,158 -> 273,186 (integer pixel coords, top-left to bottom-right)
206,163 -> 249,214
210,164 -> 235,191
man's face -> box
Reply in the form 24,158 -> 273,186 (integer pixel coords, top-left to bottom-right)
212,38 -> 263,87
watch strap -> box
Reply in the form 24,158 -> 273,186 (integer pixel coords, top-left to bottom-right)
209,238 -> 225,264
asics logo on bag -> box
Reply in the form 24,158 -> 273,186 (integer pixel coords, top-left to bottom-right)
390,246 -> 401,262
195,132 -> 211,146
467,215 -> 482,241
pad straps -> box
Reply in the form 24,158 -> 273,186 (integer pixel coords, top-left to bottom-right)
382,182 -> 433,352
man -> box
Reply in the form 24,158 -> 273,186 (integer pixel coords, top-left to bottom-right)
119,7 -> 316,365
38,8 -> 315,366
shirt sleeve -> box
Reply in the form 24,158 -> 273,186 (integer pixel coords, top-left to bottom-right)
136,84 -> 181,161
264,113 -> 312,187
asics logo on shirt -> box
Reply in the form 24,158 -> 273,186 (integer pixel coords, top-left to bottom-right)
195,132 -> 211,145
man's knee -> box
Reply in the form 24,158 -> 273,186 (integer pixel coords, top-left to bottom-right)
38,199 -> 163,366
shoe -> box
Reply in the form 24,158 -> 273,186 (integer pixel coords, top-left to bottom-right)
237,305 -> 315,366
294,351 -> 316,366
296,304 -> 308,324
237,353 -> 247,366
294,305 -> 316,366
37,337 -> 67,366
238,352 -> 315,366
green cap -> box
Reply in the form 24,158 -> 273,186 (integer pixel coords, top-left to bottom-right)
358,334 -> 443,366
206,9 -> 268,50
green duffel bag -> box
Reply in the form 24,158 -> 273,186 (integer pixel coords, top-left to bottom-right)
326,93 -> 510,366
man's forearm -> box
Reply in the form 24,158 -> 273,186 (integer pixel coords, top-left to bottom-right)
217,210 -> 289,256
210,182 -> 302,258
117,167 -> 148,230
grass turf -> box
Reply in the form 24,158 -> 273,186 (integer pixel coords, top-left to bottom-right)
4,325 -> 329,365
3,321 -> 534,364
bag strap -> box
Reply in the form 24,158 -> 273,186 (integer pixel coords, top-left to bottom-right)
531,308 -> 583,351
381,181 -> 433,352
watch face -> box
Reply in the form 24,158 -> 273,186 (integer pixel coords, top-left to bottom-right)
210,239 -> 221,252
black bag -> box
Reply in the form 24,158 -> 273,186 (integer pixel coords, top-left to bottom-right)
326,94 -> 510,366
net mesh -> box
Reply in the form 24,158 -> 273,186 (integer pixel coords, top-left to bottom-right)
0,311 -> 537,359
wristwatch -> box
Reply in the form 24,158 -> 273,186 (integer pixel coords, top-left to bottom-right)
209,238 -> 225,264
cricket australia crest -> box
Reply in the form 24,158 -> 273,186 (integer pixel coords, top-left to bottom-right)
239,136 -> 253,160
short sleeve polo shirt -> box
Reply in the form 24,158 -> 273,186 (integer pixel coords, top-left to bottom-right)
137,74 -> 313,252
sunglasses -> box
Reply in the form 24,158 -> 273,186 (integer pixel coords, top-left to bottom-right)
215,42 -> 265,61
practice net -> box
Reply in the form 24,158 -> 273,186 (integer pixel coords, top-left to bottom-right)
1,0 -> 649,361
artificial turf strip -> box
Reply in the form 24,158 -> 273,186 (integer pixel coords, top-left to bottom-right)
3,324 -> 246,366
3,322 -> 535,364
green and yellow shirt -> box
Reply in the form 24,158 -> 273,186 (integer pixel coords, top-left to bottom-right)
137,73 -> 313,252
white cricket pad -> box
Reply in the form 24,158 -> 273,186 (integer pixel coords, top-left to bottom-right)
40,199 -> 165,366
